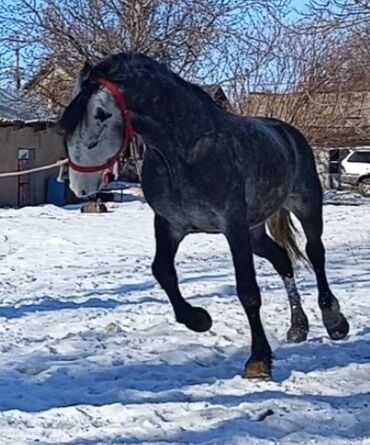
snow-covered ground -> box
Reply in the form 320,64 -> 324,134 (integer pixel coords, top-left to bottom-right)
0,191 -> 369,445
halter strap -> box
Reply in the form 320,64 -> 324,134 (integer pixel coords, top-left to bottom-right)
68,78 -> 135,177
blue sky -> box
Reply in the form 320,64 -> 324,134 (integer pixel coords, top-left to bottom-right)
290,0 -> 309,10
289,0 -> 310,16
0,0 -> 312,89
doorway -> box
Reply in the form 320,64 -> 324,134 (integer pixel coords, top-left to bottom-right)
18,148 -> 36,207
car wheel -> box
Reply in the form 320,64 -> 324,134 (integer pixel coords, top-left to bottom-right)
358,177 -> 370,197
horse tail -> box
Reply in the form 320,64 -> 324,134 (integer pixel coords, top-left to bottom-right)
267,209 -> 306,265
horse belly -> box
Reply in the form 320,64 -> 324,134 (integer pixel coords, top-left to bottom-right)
245,168 -> 292,227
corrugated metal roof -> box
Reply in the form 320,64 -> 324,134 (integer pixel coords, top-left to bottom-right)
0,87 -> 55,124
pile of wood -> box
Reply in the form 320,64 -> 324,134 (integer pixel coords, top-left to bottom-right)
80,198 -> 108,213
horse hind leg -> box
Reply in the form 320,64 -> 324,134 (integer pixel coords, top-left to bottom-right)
251,226 -> 309,343
286,191 -> 349,340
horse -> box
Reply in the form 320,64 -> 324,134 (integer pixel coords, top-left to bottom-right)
59,52 -> 349,380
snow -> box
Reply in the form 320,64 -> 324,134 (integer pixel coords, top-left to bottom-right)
0,191 -> 369,444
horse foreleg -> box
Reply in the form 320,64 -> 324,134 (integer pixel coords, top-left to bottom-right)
151,214 -> 212,333
225,210 -> 272,379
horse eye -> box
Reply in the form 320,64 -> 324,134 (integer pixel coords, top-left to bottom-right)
95,107 -> 112,122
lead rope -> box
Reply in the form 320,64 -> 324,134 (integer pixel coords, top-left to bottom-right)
57,159 -> 69,183
0,158 -> 68,179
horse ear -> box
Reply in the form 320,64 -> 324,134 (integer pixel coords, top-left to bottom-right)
72,61 -> 94,98
80,61 -> 92,82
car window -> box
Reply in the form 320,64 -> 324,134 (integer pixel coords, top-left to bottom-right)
330,149 -> 350,162
338,149 -> 350,161
347,151 -> 370,163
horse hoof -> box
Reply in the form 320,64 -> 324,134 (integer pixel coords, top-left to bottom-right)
287,315 -> 309,343
181,307 -> 212,333
323,310 -> 350,340
287,326 -> 308,343
243,360 -> 271,380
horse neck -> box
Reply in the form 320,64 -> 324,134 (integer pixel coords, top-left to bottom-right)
125,81 -> 219,151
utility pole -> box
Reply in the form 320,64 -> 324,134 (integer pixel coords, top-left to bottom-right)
14,40 -> 21,92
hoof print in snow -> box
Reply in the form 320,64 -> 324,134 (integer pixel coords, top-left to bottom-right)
105,322 -> 122,334
17,364 -> 47,376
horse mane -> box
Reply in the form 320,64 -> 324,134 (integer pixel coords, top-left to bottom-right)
98,52 -> 219,109
59,52 -> 220,135
59,80 -> 99,134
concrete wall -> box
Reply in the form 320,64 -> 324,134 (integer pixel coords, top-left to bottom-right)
0,125 -> 65,207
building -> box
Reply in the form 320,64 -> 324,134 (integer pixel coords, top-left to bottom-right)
243,90 -> 370,188
0,88 -> 65,207
23,60 -> 74,111
201,84 -> 231,110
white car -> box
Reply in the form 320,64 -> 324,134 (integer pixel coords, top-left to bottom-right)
340,149 -> 370,197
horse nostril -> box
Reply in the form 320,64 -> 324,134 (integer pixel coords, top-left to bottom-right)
81,189 -> 87,196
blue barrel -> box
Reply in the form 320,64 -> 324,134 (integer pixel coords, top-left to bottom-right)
46,177 -> 67,206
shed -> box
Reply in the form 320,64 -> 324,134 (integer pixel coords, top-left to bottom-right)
243,90 -> 370,189
0,88 -> 65,207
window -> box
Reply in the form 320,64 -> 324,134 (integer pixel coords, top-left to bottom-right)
347,151 -> 370,163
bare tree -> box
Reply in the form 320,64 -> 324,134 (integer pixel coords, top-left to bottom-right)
0,0 -> 290,110
240,10 -> 370,148
308,0 -> 370,30
293,1 -> 370,93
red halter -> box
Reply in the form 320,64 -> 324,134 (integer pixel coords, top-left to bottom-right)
67,78 -> 135,186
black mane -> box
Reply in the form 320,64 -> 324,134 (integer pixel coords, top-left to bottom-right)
59,80 -> 99,134
59,52 -> 219,135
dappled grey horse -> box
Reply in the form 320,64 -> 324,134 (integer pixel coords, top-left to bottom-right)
59,52 -> 349,379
